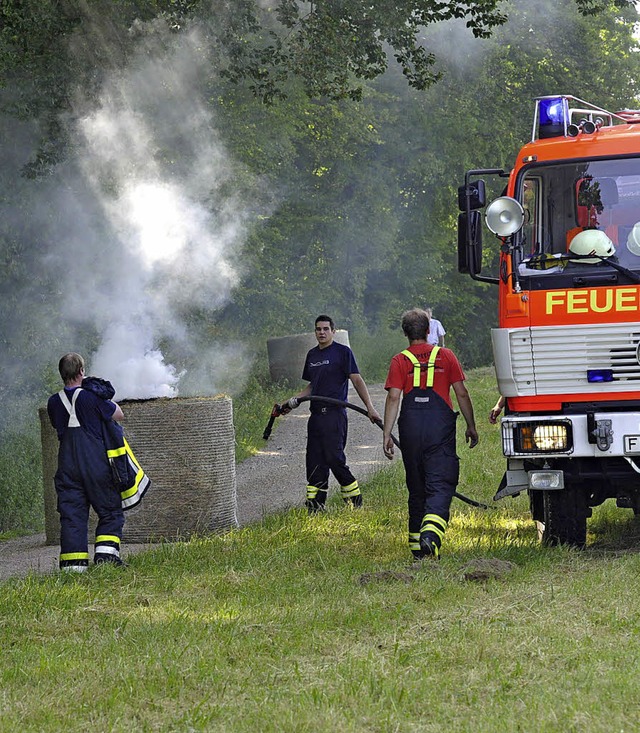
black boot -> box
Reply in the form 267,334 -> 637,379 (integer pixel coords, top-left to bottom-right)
419,533 -> 441,559
343,494 -> 363,508
94,554 -> 127,568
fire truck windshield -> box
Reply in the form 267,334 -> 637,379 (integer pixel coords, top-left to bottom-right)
515,158 -> 640,287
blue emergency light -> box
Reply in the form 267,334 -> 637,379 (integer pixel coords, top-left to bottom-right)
538,96 -> 568,139
587,369 -> 614,383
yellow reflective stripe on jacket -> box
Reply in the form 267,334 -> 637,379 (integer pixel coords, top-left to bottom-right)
120,440 -> 146,501
401,346 -> 440,388
107,445 -> 127,459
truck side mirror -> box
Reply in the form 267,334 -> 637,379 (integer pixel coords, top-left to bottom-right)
457,211 -> 482,274
458,180 -> 486,211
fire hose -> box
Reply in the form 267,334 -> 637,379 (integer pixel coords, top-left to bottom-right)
263,395 -> 490,510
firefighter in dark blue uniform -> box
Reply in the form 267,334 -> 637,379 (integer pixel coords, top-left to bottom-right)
284,315 -> 381,512
383,309 -> 478,558
47,353 -> 126,571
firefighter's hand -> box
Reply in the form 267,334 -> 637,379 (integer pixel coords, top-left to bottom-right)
368,407 -> 382,424
279,397 -> 299,415
466,427 -> 479,448
489,396 -> 505,424
383,435 -> 395,460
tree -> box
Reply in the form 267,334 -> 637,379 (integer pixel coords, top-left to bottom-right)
217,0 -> 633,101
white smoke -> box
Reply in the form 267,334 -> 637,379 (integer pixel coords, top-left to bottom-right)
62,22 -> 249,399
91,323 -> 182,399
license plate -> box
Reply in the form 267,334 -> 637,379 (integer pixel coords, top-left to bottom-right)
624,435 -> 640,454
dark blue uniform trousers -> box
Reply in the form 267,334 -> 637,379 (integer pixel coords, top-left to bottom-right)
55,428 -> 124,568
306,408 -> 356,491
398,390 -> 459,539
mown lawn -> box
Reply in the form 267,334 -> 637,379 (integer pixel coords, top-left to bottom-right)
2,368 -> 640,732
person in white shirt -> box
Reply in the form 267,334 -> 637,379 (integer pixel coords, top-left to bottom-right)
425,308 -> 446,346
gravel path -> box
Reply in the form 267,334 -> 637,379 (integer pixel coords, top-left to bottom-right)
0,384 -> 390,582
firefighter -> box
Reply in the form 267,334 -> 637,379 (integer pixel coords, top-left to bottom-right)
283,315 -> 381,512
47,353 -> 126,571
382,309 -> 478,559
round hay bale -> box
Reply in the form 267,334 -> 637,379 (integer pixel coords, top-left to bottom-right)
39,395 -> 237,545
267,330 -> 350,383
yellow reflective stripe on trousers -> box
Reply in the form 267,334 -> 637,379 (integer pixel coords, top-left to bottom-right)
95,535 -> 120,545
306,485 -> 319,499
408,532 -> 421,550
401,346 -> 440,388
426,346 -> 440,388
340,480 -> 360,497
401,350 -> 421,388
60,552 -> 90,561
420,513 -> 447,541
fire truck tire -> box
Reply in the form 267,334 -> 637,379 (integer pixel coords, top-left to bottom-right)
541,486 -> 587,548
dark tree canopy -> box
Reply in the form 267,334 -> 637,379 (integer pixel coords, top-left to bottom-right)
216,0 -> 633,101
0,0 -> 634,105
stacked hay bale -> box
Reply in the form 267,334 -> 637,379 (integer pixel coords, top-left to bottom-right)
267,330 -> 350,383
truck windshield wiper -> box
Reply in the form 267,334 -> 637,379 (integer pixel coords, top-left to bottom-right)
589,256 -> 640,283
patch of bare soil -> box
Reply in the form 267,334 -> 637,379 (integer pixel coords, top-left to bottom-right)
460,558 -> 517,582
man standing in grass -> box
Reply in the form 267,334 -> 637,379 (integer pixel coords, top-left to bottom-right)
382,308 -> 478,559
47,352 -> 126,572
284,315 -> 381,512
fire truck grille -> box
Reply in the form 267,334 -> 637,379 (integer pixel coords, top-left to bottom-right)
509,323 -> 640,395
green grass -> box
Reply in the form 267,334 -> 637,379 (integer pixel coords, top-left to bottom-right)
0,430 -> 44,533
232,371 -> 286,463
2,368 -> 640,732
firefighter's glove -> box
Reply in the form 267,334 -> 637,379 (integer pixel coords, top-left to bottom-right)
278,397 -> 298,416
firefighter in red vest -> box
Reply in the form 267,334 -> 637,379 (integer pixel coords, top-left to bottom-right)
383,309 -> 478,559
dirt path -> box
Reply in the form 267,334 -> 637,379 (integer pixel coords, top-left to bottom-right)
0,385 -> 390,582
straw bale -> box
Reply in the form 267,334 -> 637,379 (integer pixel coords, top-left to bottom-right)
39,395 -> 237,544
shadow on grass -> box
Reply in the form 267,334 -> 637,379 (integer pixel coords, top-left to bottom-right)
587,508 -> 640,554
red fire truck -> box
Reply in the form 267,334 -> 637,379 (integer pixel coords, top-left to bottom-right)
458,94 -> 640,546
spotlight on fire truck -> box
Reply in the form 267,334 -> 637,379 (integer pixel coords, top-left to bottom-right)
485,197 -> 525,237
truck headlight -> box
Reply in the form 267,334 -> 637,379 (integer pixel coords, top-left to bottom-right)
529,471 -> 564,489
503,420 -> 573,455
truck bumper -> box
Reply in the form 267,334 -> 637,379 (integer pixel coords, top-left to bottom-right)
495,412 -> 640,501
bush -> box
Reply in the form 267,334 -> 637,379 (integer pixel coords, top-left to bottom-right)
0,430 -> 44,533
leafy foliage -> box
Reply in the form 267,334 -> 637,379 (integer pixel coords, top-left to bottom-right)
0,0 -> 639,530
215,0 -> 632,102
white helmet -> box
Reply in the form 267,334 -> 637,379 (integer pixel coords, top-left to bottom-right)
569,229 -> 615,263
627,222 -> 640,256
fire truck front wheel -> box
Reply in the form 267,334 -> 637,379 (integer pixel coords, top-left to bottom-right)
541,485 -> 588,549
